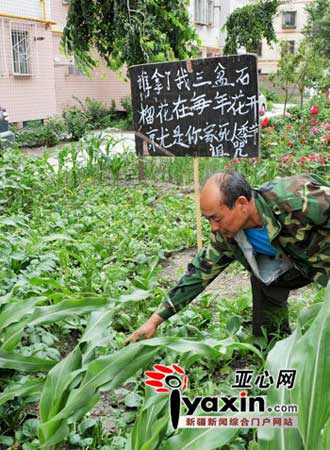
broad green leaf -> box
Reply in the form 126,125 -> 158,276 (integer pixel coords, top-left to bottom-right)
322,417 -> 330,450
0,376 -> 44,406
0,349 -> 55,371
258,331 -> 303,450
0,297 -> 46,332
127,390 -> 168,450
164,427 -> 238,450
291,292 -> 330,450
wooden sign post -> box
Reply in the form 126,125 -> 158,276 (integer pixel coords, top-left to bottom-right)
129,55 -> 260,251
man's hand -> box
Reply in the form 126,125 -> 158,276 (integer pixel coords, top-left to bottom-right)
124,313 -> 164,345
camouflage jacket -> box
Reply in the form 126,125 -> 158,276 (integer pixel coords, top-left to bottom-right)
156,173 -> 330,320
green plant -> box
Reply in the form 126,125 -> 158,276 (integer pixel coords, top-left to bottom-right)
15,117 -> 67,148
63,106 -> 88,140
223,0 -> 279,54
258,290 -> 330,449
61,0 -> 200,72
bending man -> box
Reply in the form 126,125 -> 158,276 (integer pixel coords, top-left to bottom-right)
125,171 -> 330,343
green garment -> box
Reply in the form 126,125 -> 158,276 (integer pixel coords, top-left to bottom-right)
156,173 -> 330,320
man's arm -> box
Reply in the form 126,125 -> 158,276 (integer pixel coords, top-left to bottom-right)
124,234 -> 234,344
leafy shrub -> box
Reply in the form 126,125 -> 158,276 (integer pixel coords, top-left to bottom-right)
63,106 -> 89,140
15,117 -> 67,147
84,97 -> 113,129
120,96 -> 134,129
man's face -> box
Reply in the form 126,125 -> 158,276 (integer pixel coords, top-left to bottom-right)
200,183 -> 249,238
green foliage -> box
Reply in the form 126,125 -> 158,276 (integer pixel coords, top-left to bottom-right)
258,290 -> 330,449
63,106 -> 89,140
223,0 -> 279,55
269,41 -> 301,114
61,0 -> 200,72
2,109 -> 330,448
15,118 -> 67,148
293,39 -> 326,107
305,0 -> 330,59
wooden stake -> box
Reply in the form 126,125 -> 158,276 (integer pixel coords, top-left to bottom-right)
138,155 -> 145,181
193,158 -> 203,251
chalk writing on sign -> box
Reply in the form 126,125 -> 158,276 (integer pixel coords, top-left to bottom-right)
129,55 -> 260,158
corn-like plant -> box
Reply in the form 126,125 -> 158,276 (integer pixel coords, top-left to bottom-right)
258,289 -> 330,450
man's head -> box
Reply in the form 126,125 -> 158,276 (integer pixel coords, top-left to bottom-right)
200,171 -> 255,238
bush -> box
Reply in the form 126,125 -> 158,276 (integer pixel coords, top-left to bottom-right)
120,96 -> 134,129
84,97 -> 114,129
15,117 -> 67,147
63,106 -> 89,140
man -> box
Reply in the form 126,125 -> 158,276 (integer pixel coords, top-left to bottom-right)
125,171 -> 330,344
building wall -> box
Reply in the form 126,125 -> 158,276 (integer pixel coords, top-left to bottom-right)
52,33 -> 130,113
0,0 -> 51,21
216,0 -> 312,73
188,0 -> 222,55
51,0 -> 130,114
0,17 -> 57,123
258,0 -> 312,73
0,0 -> 130,123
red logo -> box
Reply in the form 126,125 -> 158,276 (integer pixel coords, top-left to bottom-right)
144,364 -> 188,393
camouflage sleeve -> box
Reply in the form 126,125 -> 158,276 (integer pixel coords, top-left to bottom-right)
156,233 -> 235,320
275,176 -> 330,286
295,178 -> 330,286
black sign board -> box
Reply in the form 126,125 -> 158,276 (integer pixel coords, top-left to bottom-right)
129,54 -> 260,158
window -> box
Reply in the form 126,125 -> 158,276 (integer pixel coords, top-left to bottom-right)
11,24 -> 33,75
195,0 -> 214,26
288,40 -> 295,53
282,11 -> 296,28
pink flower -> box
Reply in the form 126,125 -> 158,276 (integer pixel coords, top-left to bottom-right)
287,141 -> 293,148
261,117 -> 269,128
325,122 -> 330,131
300,156 -> 307,163
312,127 -> 318,135
260,108 -> 265,116
282,155 -> 290,163
310,105 -> 319,115
311,118 -> 318,126
324,135 -> 330,141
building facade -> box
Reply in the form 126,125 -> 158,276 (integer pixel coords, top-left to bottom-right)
0,0 -> 130,124
190,0 -> 312,73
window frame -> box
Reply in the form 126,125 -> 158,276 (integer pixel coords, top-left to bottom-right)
282,11 -> 296,29
194,0 -> 214,26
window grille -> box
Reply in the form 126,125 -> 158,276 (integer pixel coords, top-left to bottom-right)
10,21 -> 37,76
194,0 -> 214,26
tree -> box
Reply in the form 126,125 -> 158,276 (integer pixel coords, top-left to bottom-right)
293,39 -> 325,108
223,0 -> 280,55
269,41 -> 300,115
61,0 -> 200,72
305,0 -> 330,59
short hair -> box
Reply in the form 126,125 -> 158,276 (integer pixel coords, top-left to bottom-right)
205,171 -> 252,208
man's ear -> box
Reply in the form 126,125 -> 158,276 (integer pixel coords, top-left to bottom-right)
236,196 -> 249,210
